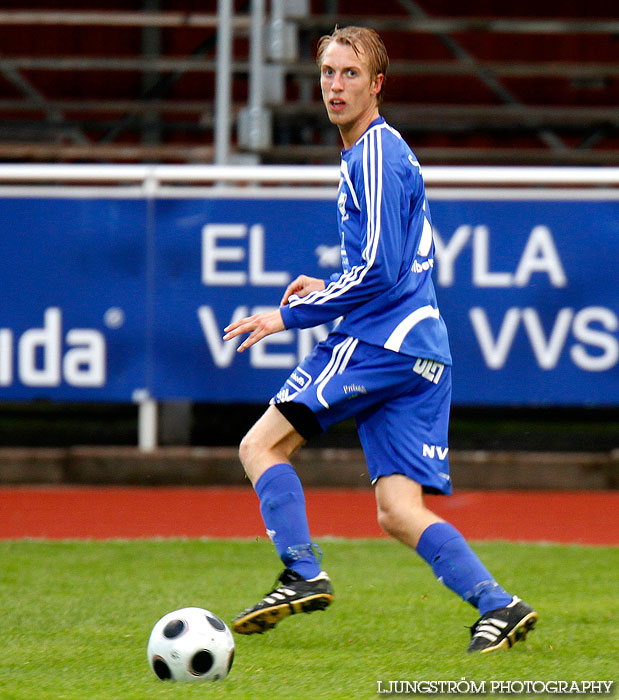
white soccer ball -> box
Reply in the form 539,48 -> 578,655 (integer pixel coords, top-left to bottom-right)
147,607 -> 235,682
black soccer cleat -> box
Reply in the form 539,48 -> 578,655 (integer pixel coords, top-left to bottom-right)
467,596 -> 538,653
232,568 -> 334,635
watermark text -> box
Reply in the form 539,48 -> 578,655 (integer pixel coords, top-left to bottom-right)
377,679 -> 615,695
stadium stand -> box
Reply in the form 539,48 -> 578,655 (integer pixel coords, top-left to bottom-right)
0,1 -> 616,165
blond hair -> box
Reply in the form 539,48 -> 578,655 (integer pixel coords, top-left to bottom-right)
316,26 -> 389,103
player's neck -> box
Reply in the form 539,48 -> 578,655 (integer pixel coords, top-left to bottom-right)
339,108 -> 381,150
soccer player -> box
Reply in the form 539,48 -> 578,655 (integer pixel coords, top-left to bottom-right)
223,26 -> 537,653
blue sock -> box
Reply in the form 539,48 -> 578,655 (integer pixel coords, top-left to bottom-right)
416,522 -> 513,615
254,463 -> 321,580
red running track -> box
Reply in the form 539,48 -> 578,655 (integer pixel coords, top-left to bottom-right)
0,487 -> 616,545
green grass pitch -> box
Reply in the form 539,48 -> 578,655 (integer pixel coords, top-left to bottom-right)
0,538 -> 616,699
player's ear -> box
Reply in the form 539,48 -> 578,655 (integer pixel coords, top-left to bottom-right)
371,73 -> 384,98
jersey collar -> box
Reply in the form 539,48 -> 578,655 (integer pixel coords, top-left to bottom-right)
341,115 -> 385,154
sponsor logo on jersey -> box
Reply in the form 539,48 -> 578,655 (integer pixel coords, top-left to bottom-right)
270,367 -> 313,404
412,257 -> 434,273
338,191 -> 349,222
290,369 -> 310,389
413,358 -> 445,384
422,444 -> 449,461
343,383 -> 367,398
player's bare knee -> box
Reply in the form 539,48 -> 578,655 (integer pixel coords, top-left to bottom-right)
237,434 -> 249,470
238,426 -> 282,484
376,495 -> 438,547
238,429 -> 262,472
376,501 -> 403,538
376,508 -> 393,537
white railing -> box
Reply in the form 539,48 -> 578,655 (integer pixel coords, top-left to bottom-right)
0,165 -> 618,204
0,163 -> 618,185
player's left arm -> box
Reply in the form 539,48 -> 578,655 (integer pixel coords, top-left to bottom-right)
280,275 -> 326,306
281,150 -> 407,328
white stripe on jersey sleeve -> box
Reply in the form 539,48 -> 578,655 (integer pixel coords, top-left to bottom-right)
288,125 -> 385,309
373,129 -> 383,265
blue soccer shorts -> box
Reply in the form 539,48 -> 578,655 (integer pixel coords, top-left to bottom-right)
270,332 -> 453,495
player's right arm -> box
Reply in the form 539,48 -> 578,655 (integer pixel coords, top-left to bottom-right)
222,276 -> 326,352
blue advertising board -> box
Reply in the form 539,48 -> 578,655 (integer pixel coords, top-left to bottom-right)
430,200 -> 618,404
152,198 -> 338,402
0,198 -> 148,401
0,193 -> 617,405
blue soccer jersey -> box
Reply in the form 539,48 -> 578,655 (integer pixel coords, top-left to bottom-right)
279,116 -> 451,366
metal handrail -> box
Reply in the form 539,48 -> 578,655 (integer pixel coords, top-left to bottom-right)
0,163 -> 617,185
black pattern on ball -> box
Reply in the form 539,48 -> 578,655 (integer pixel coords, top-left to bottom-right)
191,650 -> 214,675
162,619 -> 186,639
206,613 -> 226,631
153,657 -> 171,680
